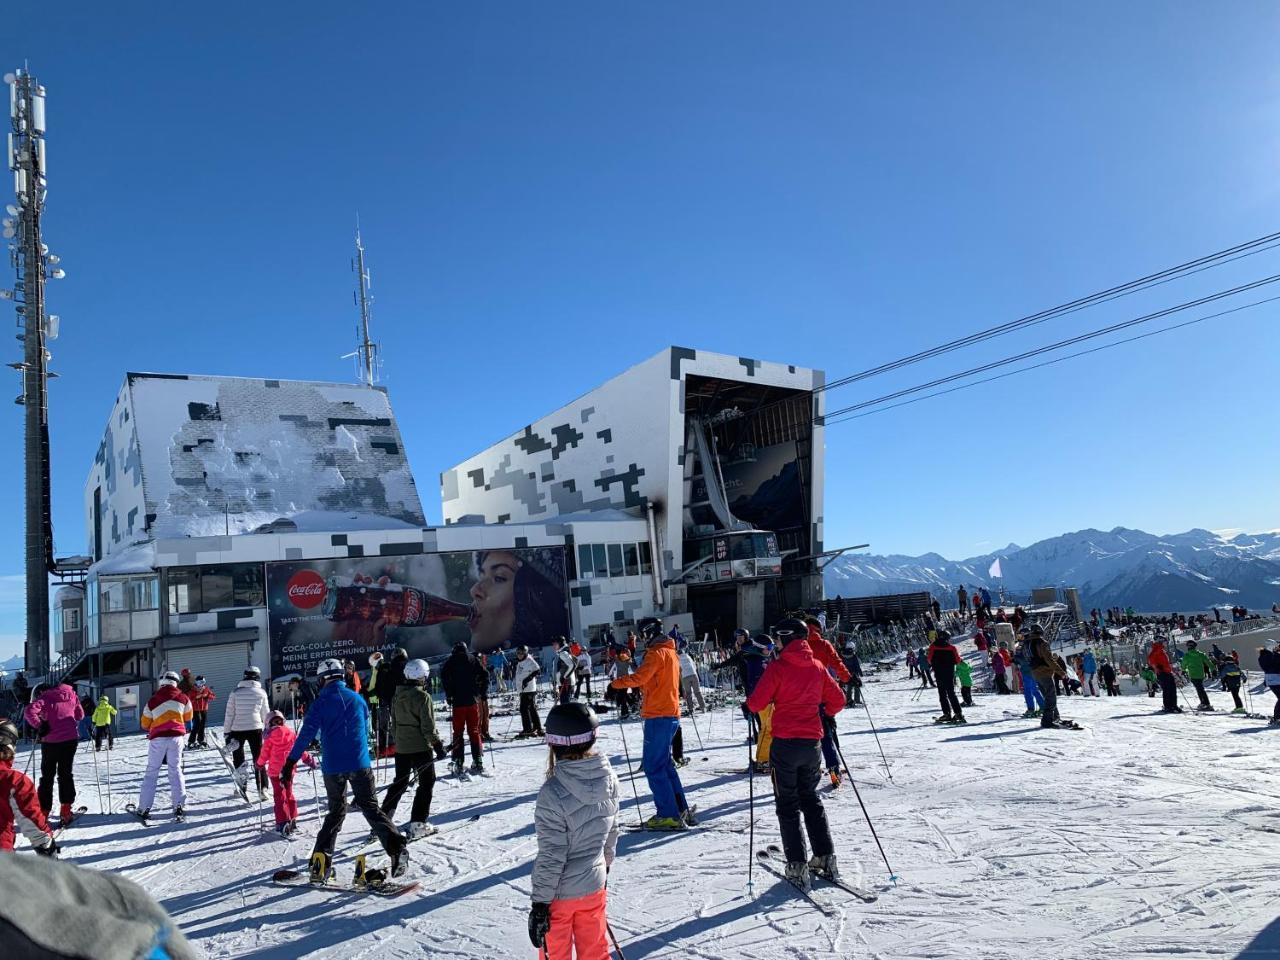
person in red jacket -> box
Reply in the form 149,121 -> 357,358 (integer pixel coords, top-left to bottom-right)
803,618 -> 851,787
135,672 -> 194,821
928,630 -> 966,724
747,618 -> 846,891
187,677 -> 216,749
0,720 -> 57,856
1147,638 -> 1182,713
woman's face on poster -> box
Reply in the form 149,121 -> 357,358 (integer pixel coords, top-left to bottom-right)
469,551 -> 519,650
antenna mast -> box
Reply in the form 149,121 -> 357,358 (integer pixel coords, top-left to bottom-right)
351,223 -> 380,386
5,67 -> 62,679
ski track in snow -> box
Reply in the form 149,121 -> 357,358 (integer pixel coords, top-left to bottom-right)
37,677 -> 1280,959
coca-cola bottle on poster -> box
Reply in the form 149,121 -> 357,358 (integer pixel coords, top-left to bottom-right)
321,573 -> 473,627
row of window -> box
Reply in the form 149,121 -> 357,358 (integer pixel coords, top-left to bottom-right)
166,564 -> 265,614
574,541 -> 654,581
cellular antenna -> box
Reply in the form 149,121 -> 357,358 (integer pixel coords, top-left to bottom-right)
351,219 -> 381,386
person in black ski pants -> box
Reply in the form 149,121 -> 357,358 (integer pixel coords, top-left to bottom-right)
1258,645 -> 1280,722
928,631 -> 965,723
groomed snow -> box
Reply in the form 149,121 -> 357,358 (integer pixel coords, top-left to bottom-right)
33,671 -> 1280,959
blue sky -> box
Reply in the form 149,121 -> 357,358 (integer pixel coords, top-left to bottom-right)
3,3 -> 1279,660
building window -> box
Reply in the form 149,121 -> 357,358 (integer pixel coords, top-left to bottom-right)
166,564 -> 265,614
638,541 -> 653,576
100,580 -> 128,613
591,544 -> 608,579
127,578 -> 159,611
578,544 -> 593,580
623,543 -> 639,577
607,543 -> 624,578
167,568 -> 201,614
62,607 -> 81,632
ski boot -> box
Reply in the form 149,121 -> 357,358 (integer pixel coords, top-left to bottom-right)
389,844 -> 410,879
173,805 -> 185,822
1197,704 -> 1214,711
674,757 -> 691,768
1021,708 -> 1038,719
469,761 -> 485,776
953,714 -> 967,725
809,854 -> 840,882
751,760 -> 770,775
784,860 -> 812,892
404,821 -> 438,840
642,815 -> 687,831
308,852 -> 335,886
1231,707 -> 1246,715
680,806 -> 699,827
59,804 -> 77,825
828,769 -> 842,788
451,761 -> 465,778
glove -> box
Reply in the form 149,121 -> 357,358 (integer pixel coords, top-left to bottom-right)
303,755 -> 318,770
35,836 -> 59,858
280,757 -> 297,787
528,902 -> 551,948
432,737 -> 446,760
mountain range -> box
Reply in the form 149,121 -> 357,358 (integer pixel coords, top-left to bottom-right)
823,527 -> 1280,612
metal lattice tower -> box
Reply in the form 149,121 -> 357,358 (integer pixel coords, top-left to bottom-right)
351,223 -> 381,387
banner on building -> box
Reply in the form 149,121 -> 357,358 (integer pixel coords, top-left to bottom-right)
265,547 -> 569,681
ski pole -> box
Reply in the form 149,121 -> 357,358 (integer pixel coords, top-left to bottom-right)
616,711 -> 646,829
746,730 -> 755,895
90,738 -> 104,813
832,735 -> 898,885
687,705 -> 706,756
105,740 -> 113,814
309,762 -> 322,826
606,920 -> 627,960
860,697 -> 893,782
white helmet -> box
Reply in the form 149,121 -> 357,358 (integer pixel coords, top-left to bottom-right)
244,666 -> 262,680
404,658 -> 430,682
368,651 -> 384,666
316,658 -> 345,681
159,671 -> 180,687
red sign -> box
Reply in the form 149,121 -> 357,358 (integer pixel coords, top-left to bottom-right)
286,570 -> 327,609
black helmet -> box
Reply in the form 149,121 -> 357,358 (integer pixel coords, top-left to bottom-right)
545,702 -> 599,747
452,641 -> 469,654
392,647 -> 409,662
936,629 -> 952,643
773,617 -> 808,645
0,719 -> 18,749
640,620 -> 663,640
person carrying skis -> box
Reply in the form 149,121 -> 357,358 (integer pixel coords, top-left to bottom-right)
608,622 -> 690,829
1218,656 -> 1246,714
135,671 -> 193,822
187,677 -> 215,749
528,703 -> 620,960
1180,640 -> 1216,711
928,630 -> 966,724
1258,642 -> 1280,724
1028,626 -> 1067,728
23,680 -> 83,823
746,617 -> 846,891
224,666 -> 271,798
281,658 -> 408,885
382,659 -> 439,838
91,695 -> 116,752
257,710 -> 316,835
0,719 -> 58,856
441,642 -> 488,776
956,656 -> 974,707
514,645 -> 545,738
1148,637 -> 1182,713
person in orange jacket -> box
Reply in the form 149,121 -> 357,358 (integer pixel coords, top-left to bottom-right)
803,618 -> 851,787
1147,637 -> 1181,713
609,622 -> 690,830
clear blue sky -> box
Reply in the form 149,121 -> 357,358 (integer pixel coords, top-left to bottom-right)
3,3 -> 1279,659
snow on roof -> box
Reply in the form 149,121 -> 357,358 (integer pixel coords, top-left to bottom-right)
88,541 -> 157,577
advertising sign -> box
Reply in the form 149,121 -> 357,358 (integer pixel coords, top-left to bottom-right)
266,547 -> 569,681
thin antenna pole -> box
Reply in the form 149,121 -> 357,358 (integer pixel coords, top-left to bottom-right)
352,222 -> 379,386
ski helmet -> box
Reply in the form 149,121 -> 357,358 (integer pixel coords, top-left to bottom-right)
936,630 -> 952,643
392,647 -> 409,662
404,658 -> 430,682
544,702 -> 599,748
268,710 -> 286,727
244,666 -> 262,680
452,641 -> 469,655
772,617 -> 808,645
369,651 -> 384,666
316,658 -> 344,682
516,645 -> 529,657
0,719 -> 19,750
640,620 -> 663,641
159,671 -> 181,686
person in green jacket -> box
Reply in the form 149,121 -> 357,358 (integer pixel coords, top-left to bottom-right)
91,696 -> 117,751
381,658 -> 439,838
1180,640 -> 1216,711
956,659 -> 974,707
1140,665 -> 1158,697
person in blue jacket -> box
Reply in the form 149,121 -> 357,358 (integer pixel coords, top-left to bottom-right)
282,657 -> 407,885
1081,648 -> 1099,697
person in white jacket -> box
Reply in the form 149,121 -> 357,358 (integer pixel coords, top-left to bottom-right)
223,666 -> 271,796
678,643 -> 706,714
513,646 -> 544,739
574,649 -> 594,701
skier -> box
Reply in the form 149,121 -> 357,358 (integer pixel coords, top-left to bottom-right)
1028,626 -> 1067,728
528,703 -> 620,960
288,675 -> 315,720
804,618 -> 852,787
488,647 -> 509,694
1098,659 -> 1120,696
1147,637 -> 1182,713
745,617 -> 845,890
513,646 -> 545,738
187,677 -> 215,749
382,658 -> 439,838
1012,633 -> 1044,717
23,679 -> 83,823
607,650 -> 635,719
135,671 -> 193,821
257,710 -> 316,835
552,638 -> 577,705
677,641 -> 706,714
1218,656 -> 1246,714
1180,640 -> 1216,711
280,658 -> 407,885
1258,642 -> 1280,724
367,648 -> 408,757
957,656 -> 974,707
841,641 -> 863,707
990,646 -> 1010,695
928,630 -> 966,724
916,645 -> 935,688
224,666 -> 271,798
711,630 -> 764,746
0,719 -> 58,855
608,623 -> 691,829
91,695 -> 116,751
1080,648 -> 1099,697
957,586 -> 969,619
906,649 -> 919,680
441,642 -> 487,776
1140,663 -> 1158,697
574,646 -> 594,701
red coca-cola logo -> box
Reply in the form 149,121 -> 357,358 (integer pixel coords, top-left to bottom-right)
286,570 -> 327,609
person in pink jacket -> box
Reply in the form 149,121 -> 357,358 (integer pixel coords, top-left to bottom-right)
24,681 -> 84,822
257,711 -> 316,835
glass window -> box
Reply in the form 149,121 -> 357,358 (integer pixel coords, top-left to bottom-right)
167,568 -> 201,614
63,607 -> 81,632
100,580 -> 127,612
607,543 -> 624,578
754,533 -> 780,557
731,535 -> 755,560
591,544 -> 608,578
623,543 -> 639,577
86,585 -> 99,647
201,569 -> 234,610
233,564 -> 265,606
127,577 -> 159,611
638,541 -> 653,576
565,544 -> 578,580
578,544 -> 593,579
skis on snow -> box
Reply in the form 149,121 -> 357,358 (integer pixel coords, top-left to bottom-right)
124,803 -> 155,826
763,845 -> 878,903
209,732 -> 253,803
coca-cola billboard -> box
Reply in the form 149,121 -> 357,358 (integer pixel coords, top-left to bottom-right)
266,547 -> 569,682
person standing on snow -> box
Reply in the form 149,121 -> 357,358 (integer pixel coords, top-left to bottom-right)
1028,626 -> 1067,728
281,658 -> 407,885
224,666 -> 271,798
956,657 -> 975,707
608,623 -> 691,830
187,677 -> 215,749
1148,637 -> 1183,713
677,640 -> 706,714
1013,632 -> 1046,718
804,618 -> 852,788
1099,659 -> 1120,697
841,641 -> 863,707
957,586 -> 969,619
1180,640 -> 1216,711
91,696 -> 116,752
928,630 -> 966,724
746,617 -> 846,891
441,642 -> 489,776
257,710 -> 316,835
1218,657 -> 1246,713
574,646 -> 594,701
552,638 -> 577,705
135,672 -> 193,822
23,680 -> 83,824
1257,642 -> 1280,724
0,719 -> 58,856
513,646 -> 545,738
916,645 -> 935,688
528,703 -> 620,960
382,659 -> 439,838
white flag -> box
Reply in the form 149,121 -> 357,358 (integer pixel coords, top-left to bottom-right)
988,557 -> 1002,578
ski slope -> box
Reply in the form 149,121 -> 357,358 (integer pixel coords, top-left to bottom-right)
33,674 -> 1280,959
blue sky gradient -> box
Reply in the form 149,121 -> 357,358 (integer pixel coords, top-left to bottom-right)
3,3 -> 1279,659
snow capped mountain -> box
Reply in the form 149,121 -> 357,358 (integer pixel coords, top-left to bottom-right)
824,526 -> 1280,611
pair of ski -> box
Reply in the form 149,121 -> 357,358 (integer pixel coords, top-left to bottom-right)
209,732 -> 255,804
50,805 -> 89,839
1001,711 -> 1083,730
932,716 -> 968,725
754,844 -> 877,912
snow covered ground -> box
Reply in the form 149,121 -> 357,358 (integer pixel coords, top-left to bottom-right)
32,672 -> 1280,959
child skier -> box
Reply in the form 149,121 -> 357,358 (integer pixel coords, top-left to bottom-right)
1140,663 -> 1158,697
382,658 -> 439,838
91,695 -> 116,751
957,657 -> 974,707
257,710 -> 317,835
1180,640 -> 1216,711
136,671 -> 193,821
0,720 -> 58,856
1218,657 -> 1246,714
528,702 -> 620,960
